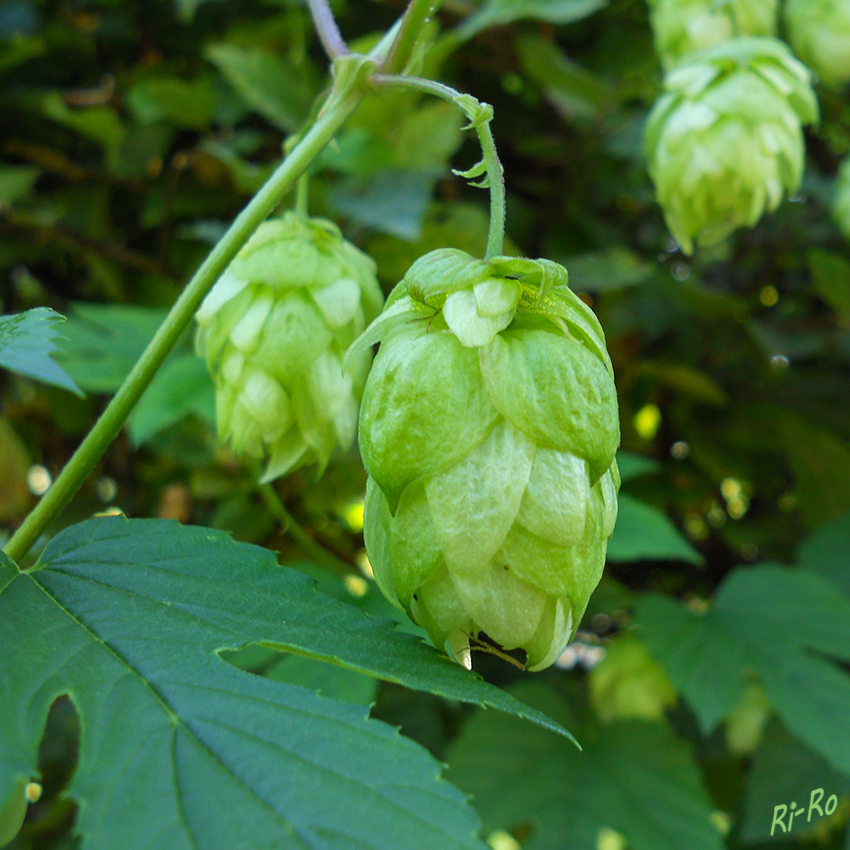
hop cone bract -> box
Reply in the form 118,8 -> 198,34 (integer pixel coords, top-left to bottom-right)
648,0 -> 778,70
644,38 -> 818,254
785,0 -> 850,89
350,249 -> 620,670
196,213 -> 384,481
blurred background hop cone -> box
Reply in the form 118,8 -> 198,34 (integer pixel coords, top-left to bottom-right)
644,37 -> 818,254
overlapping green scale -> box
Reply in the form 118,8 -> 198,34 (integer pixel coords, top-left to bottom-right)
645,38 -> 818,254
196,212 -> 383,481
356,249 -> 620,671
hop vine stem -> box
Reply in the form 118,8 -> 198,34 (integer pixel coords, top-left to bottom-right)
3,1 -> 488,565
306,0 -> 350,58
3,82 -> 366,565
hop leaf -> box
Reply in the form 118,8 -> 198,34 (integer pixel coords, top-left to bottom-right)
196,213 -> 384,481
647,0 -> 778,70
644,37 -> 818,255
784,0 -> 850,89
356,250 -> 620,671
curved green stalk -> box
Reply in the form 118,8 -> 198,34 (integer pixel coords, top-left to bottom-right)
371,73 -> 506,259
382,0 -> 443,73
4,85 -> 365,565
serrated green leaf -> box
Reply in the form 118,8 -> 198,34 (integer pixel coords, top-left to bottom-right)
740,719 -> 850,841
640,565 -> 850,775
637,593 -> 748,732
447,681 -> 725,850
607,494 -> 703,564
55,304 -> 213,443
0,308 -> 82,395
0,518 -> 578,850
1,518 -> 573,770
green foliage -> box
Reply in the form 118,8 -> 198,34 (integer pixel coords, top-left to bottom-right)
2,0 -> 850,848
0,517 -> 578,849
639,522 -> 850,777
56,304 -> 214,445
448,681 -> 725,850
0,309 -> 81,396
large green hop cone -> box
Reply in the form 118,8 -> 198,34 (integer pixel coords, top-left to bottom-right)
196,212 -> 384,481
645,37 -> 818,254
648,0 -> 778,71
785,0 -> 850,89
349,249 -> 620,670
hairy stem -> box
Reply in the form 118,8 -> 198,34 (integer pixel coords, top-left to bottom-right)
4,86 -> 365,565
307,0 -> 349,59
382,0 -> 442,74
371,73 -> 505,259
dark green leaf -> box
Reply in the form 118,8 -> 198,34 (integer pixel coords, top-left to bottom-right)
206,44 -> 318,133
607,494 -> 703,564
0,518 -> 574,849
740,719 -> 850,841
516,34 -> 614,124
57,304 -> 168,393
797,511 -> 850,596
808,248 -> 850,321
331,171 -> 435,240
616,451 -> 660,482
448,682 -> 725,850
638,593 -> 748,732
126,76 -> 217,131
0,308 -> 82,395
562,247 -> 654,293
641,565 -> 850,774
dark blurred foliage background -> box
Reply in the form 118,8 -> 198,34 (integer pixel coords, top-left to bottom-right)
2,1 -> 850,848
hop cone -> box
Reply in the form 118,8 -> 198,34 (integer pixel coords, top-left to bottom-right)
350,249 -> 620,670
785,0 -> 850,88
196,213 -> 384,481
648,0 -> 778,70
645,38 -> 818,254
834,156 -> 850,239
